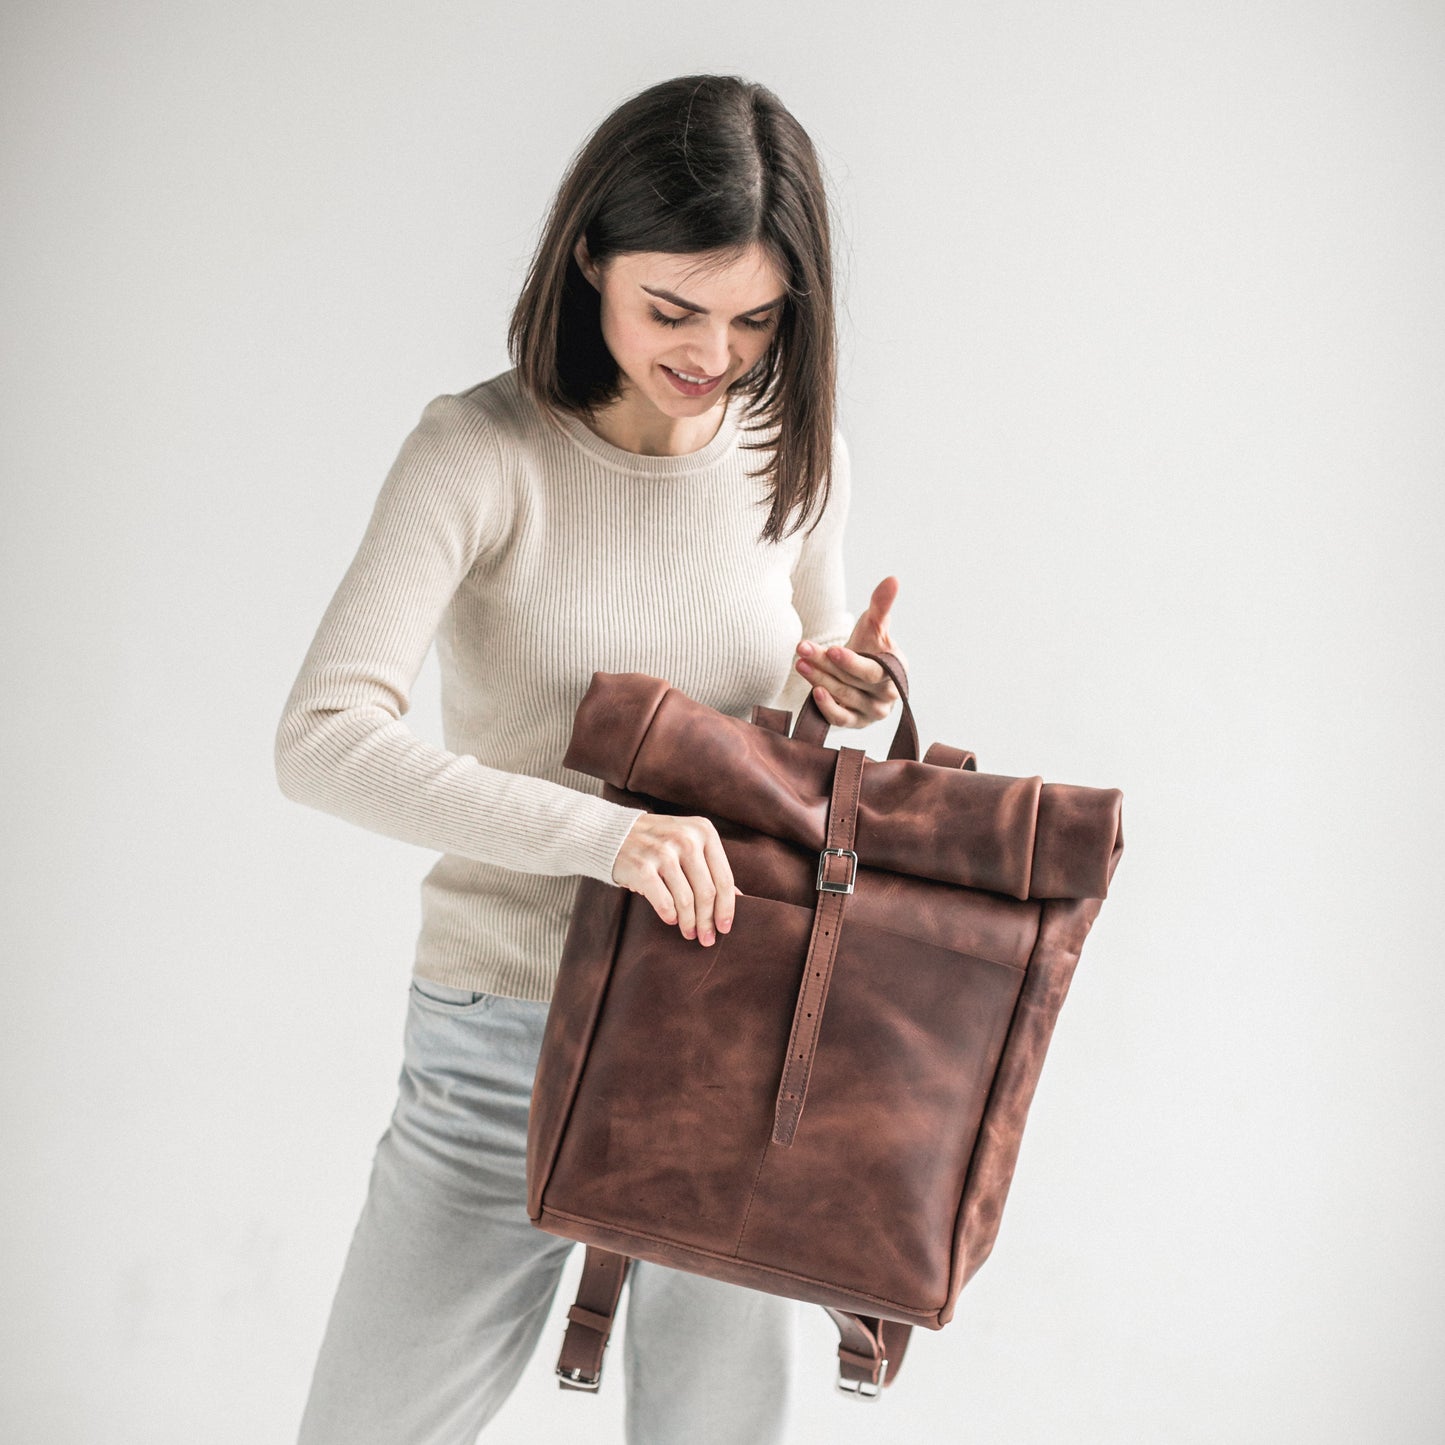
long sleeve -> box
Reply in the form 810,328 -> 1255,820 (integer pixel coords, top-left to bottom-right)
273,394 -> 646,883
773,427 -> 858,720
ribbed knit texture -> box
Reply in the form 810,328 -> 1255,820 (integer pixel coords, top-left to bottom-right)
274,366 -> 855,1001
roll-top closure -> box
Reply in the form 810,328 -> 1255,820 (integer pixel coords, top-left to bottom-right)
563,672 -> 1123,902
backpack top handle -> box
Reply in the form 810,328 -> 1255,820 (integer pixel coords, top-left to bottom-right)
789,649 -> 919,761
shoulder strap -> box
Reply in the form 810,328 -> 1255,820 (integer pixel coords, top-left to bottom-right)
555,1246 -> 912,1396
555,1246 -> 630,1390
826,1308 -> 913,1397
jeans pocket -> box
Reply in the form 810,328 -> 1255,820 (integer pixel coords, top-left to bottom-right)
409,977 -> 499,1015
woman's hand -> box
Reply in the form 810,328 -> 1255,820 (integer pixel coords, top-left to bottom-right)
611,812 -> 738,947
794,575 -> 908,729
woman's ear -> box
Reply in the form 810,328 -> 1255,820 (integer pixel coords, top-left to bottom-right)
573,235 -> 599,290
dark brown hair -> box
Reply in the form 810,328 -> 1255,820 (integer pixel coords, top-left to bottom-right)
507,74 -> 841,545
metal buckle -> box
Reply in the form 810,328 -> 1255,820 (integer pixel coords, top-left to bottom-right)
836,1356 -> 887,1399
816,847 -> 858,894
556,1364 -> 601,1391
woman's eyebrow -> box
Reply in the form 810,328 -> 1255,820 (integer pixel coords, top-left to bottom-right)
641,285 -> 786,317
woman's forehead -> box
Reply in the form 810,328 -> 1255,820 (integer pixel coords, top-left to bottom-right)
619,246 -> 786,298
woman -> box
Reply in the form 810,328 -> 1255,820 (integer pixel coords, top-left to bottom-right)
275,72 -> 907,1445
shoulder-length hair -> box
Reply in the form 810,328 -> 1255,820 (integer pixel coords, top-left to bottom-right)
507,73 -> 842,546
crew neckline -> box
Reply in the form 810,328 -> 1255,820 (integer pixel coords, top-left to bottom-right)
554,395 -> 741,477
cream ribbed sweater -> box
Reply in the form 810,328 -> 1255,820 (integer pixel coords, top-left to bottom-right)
274,366 -> 855,1001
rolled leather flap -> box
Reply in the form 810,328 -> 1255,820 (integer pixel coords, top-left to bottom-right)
565,671 -> 1123,902
562,671 -> 671,786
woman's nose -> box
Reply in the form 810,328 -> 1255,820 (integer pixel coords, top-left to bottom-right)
688,329 -> 733,377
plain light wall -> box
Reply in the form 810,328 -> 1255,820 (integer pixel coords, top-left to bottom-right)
2,2 -> 1442,1441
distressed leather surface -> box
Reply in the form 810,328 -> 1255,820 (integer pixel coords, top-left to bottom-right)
530,663 -> 1124,1339
564,675 -> 1120,901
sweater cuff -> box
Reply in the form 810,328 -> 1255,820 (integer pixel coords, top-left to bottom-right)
569,793 -> 649,885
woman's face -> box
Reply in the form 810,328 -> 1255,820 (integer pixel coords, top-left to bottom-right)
574,239 -> 787,423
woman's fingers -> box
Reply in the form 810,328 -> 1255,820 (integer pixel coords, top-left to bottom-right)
671,820 -> 732,943
821,644 -> 887,687
610,812 -> 737,947
701,827 -> 736,935
797,644 -> 902,723
807,682 -> 854,726
826,647 -> 902,704
798,664 -> 886,721
657,850 -> 699,939
639,874 -> 679,929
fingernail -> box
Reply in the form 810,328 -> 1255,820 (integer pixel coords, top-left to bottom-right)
797,660 -> 812,674
700,930 -> 714,946
718,917 -> 732,934
798,641 -> 814,655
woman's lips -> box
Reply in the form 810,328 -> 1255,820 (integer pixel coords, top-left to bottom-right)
661,363 -> 722,396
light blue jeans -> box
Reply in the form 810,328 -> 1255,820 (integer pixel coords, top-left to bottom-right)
296,979 -> 796,1445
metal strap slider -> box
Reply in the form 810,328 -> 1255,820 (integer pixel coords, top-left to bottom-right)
836,1356 -> 888,1398
556,1364 -> 601,1391
816,847 -> 858,894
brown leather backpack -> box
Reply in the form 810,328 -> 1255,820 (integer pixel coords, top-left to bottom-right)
526,652 -> 1124,1398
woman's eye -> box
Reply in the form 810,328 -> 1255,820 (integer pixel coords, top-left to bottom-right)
648,306 -> 776,332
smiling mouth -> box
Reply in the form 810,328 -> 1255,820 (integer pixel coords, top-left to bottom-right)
664,365 -> 720,383
659,363 -> 727,397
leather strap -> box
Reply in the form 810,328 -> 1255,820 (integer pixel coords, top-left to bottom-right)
770,742 -> 867,1148
812,736 -> 973,1395
923,740 -> 977,771
556,1248 -> 913,1397
791,650 -> 918,762
555,1246 -> 630,1390
750,703 -> 792,735
826,1308 -> 913,1395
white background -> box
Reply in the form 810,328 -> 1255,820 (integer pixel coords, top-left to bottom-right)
2,2 -> 1442,1441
